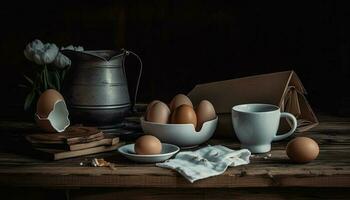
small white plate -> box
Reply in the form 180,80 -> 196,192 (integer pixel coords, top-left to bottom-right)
118,143 -> 180,163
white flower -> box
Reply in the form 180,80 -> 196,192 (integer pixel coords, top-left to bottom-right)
41,43 -> 59,64
24,39 -> 44,62
24,40 -> 84,68
24,39 -> 59,65
61,45 -> 84,51
33,51 -> 43,65
53,52 -> 71,69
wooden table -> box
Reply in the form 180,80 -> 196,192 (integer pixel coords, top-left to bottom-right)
0,114 -> 350,199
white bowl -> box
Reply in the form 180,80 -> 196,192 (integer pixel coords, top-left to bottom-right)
140,117 -> 218,148
118,143 -> 180,163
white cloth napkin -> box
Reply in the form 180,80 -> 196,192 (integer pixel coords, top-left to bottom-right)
156,145 -> 251,183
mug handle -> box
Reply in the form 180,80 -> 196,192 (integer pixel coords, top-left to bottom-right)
273,112 -> 297,141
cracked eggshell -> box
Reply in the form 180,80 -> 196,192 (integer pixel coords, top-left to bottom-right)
35,89 -> 70,132
36,89 -> 65,118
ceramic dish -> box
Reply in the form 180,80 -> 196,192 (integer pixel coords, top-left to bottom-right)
118,143 -> 180,163
140,117 -> 218,148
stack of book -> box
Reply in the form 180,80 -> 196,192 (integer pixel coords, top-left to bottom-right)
26,126 -> 122,160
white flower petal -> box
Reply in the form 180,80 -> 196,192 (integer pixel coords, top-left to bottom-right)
42,43 -> 59,64
76,46 -> 84,51
24,42 -> 36,61
61,45 -> 84,51
53,52 -> 71,68
31,39 -> 44,50
62,45 -> 74,50
24,49 -> 33,61
33,53 -> 43,65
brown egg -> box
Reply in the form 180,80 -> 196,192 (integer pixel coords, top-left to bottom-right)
134,135 -> 162,155
171,105 -> 197,128
169,94 -> 193,112
37,89 -> 65,118
145,100 -> 160,120
146,101 -> 170,123
195,100 -> 217,131
286,137 -> 319,163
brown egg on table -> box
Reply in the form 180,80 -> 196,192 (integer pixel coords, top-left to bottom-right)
146,101 -> 170,124
134,135 -> 162,155
195,100 -> 217,131
35,89 -> 70,133
145,100 -> 160,120
286,137 -> 319,163
169,94 -> 193,112
171,104 -> 197,128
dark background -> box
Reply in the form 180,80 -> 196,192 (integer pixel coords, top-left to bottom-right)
0,0 -> 349,119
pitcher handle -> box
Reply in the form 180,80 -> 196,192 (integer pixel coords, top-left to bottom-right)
122,49 -> 143,113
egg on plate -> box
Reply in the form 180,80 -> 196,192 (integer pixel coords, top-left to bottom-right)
134,135 -> 162,155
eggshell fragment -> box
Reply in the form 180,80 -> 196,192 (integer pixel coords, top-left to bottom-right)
35,89 -> 70,133
35,100 -> 70,132
35,115 -> 56,132
146,101 -> 170,123
135,135 -> 162,155
171,104 -> 197,128
195,100 -> 216,131
286,137 -> 319,163
37,89 -> 64,118
169,94 -> 193,112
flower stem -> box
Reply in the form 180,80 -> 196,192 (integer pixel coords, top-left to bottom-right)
42,65 -> 48,90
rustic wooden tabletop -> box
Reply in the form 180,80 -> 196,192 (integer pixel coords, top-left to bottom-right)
0,114 -> 349,199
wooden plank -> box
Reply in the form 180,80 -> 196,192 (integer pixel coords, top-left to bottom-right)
29,137 -> 119,151
69,188 -> 350,200
33,142 -> 124,160
0,148 -> 349,188
0,115 -> 349,188
0,172 -> 349,188
2,187 -> 350,200
26,127 -> 103,145
69,137 -> 119,151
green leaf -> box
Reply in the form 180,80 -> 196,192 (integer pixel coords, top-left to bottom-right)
23,75 -> 34,85
34,85 -> 42,95
45,70 -> 55,90
41,68 -> 48,90
61,66 -> 70,84
18,84 -> 29,89
24,91 -> 35,111
54,71 -> 61,91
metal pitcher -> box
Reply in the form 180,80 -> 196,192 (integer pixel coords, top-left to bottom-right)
61,49 -> 142,128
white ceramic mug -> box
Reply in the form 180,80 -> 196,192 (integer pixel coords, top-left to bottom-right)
232,103 -> 297,153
